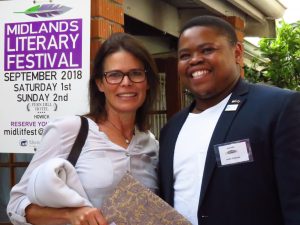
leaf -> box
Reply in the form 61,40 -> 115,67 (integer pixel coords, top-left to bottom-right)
246,20 -> 300,90
14,4 -> 71,18
24,5 -> 41,14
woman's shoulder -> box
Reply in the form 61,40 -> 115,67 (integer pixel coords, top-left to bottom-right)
43,115 -> 82,136
47,115 -> 81,127
34,116 -> 84,157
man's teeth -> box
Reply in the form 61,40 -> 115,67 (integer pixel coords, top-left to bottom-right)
191,70 -> 208,78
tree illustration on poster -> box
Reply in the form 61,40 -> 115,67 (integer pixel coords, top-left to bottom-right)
0,0 -> 91,153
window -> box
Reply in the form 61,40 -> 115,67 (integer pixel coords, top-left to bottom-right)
0,153 -> 32,224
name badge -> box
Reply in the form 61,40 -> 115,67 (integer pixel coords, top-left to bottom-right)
225,104 -> 238,111
214,139 -> 253,167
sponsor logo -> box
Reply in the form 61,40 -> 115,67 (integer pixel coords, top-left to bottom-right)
15,4 -> 71,18
19,139 -> 28,146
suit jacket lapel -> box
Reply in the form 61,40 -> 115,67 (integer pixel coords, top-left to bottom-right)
199,79 -> 250,207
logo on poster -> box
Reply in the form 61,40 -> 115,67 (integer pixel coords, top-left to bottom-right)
19,139 -> 28,147
15,4 -> 71,18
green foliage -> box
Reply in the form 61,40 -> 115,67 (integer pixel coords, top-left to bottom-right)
245,20 -> 300,91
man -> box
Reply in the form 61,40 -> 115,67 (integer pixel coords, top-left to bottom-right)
158,15 -> 300,225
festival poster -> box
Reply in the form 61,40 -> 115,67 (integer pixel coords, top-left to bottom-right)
0,0 -> 91,153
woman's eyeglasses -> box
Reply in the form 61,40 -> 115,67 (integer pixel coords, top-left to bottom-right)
103,69 -> 147,84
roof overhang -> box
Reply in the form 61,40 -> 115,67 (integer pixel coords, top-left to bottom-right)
124,0 -> 286,38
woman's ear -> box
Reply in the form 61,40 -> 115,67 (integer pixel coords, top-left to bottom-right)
95,79 -> 104,92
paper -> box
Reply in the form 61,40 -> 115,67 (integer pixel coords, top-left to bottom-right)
101,173 -> 192,225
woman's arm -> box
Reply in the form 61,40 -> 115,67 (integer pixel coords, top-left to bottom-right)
7,117 -> 83,224
25,204 -> 108,225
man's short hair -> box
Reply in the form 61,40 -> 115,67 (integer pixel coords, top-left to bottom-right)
179,15 -> 238,45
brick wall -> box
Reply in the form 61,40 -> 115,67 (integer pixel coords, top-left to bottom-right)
90,0 -> 125,62
224,16 -> 245,77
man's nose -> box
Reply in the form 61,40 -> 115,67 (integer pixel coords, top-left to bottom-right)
190,53 -> 204,65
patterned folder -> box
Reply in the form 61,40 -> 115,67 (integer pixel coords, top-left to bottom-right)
101,173 -> 192,225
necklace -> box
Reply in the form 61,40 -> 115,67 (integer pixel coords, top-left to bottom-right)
107,120 -> 131,144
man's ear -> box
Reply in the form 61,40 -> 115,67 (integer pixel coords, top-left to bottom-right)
234,42 -> 243,65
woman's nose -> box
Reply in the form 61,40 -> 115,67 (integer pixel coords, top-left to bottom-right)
120,74 -> 133,86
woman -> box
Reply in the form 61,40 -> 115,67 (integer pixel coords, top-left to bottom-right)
7,32 -> 159,225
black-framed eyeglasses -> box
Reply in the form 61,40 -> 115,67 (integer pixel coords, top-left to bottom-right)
103,69 -> 147,84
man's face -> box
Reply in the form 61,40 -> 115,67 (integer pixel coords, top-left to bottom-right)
178,26 -> 242,107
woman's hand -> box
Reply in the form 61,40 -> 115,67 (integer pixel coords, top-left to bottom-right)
25,204 -> 108,225
68,206 -> 108,225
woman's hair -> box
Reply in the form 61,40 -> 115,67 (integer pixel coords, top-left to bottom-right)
179,15 -> 238,46
86,32 -> 159,131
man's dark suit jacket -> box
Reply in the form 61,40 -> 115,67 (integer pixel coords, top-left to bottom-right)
159,79 -> 300,225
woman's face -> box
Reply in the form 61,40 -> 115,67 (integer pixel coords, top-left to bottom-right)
96,50 -> 148,116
